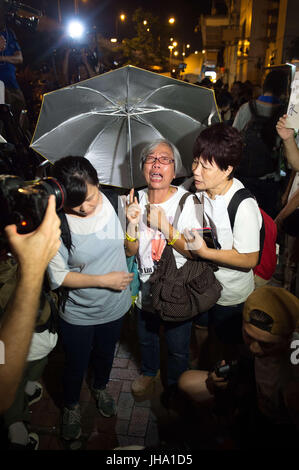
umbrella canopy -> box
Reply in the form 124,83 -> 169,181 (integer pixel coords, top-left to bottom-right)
30,65 -> 220,188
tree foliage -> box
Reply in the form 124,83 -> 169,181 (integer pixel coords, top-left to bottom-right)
120,8 -> 166,70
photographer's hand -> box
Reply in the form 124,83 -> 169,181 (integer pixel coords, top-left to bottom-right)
0,196 -> 61,414
0,35 -> 6,52
206,361 -> 229,395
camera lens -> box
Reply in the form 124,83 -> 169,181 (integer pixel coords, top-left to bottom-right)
35,177 -> 66,210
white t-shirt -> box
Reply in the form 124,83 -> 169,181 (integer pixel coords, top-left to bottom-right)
135,186 -> 203,311
197,178 -> 262,306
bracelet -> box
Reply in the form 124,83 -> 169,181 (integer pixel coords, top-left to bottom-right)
126,232 -> 138,242
168,230 -> 180,246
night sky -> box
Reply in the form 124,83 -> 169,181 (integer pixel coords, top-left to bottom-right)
24,0 -> 213,40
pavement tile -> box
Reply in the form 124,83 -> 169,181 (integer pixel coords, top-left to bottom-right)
115,419 -> 130,436
110,368 -> 139,380
134,398 -> 151,408
113,357 -> 129,368
47,436 -> 65,450
116,435 -> 145,448
145,420 -> 160,448
86,431 -> 118,450
117,392 -> 135,420
128,406 -> 150,437
38,434 -> 52,450
121,380 -> 133,393
127,359 -> 140,370
94,415 -> 117,434
80,387 -> 92,402
116,343 -> 132,359
107,379 -> 123,397
30,410 -> 60,428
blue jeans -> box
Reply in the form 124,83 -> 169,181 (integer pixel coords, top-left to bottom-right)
194,302 -> 244,344
59,316 -> 124,406
136,307 -> 193,386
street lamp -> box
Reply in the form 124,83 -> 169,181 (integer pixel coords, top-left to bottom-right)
168,17 -> 175,25
115,13 -> 126,38
168,45 -> 174,72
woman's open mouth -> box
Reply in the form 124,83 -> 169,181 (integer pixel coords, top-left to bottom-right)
150,172 -> 163,182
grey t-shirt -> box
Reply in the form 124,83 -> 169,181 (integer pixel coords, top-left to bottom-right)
47,193 -> 131,325
233,100 -> 282,132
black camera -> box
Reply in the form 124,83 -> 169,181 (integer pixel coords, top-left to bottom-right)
214,360 -> 238,380
0,175 -> 65,234
3,0 -> 41,31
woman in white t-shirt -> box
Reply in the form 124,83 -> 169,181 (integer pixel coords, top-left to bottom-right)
188,123 -> 262,358
125,139 -> 202,401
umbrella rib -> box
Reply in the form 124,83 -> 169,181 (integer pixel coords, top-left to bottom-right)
135,84 -> 177,108
32,112 -> 120,145
132,108 -> 210,126
73,85 -> 120,106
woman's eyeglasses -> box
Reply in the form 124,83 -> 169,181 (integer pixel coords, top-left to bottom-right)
144,156 -> 174,165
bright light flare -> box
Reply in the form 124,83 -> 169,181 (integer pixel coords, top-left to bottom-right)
67,20 -> 85,39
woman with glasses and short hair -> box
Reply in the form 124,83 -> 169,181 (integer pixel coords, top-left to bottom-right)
125,138 -> 202,403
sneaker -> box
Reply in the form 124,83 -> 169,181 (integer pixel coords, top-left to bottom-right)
91,387 -> 116,418
27,432 -> 39,450
9,432 -> 39,451
27,382 -> 43,407
131,371 -> 160,396
61,404 -> 82,441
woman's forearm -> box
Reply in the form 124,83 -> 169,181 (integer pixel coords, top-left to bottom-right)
284,137 -> 299,171
196,247 -> 259,269
62,271 -> 105,288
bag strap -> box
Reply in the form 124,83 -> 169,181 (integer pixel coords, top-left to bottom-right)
227,188 -> 253,229
172,192 -> 200,229
101,187 -> 119,214
248,99 -> 259,118
227,188 -> 265,264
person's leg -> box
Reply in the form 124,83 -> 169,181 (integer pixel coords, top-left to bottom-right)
137,307 -> 161,377
131,307 -> 161,395
192,312 -> 209,368
178,370 -> 211,403
164,319 -> 193,387
90,316 -> 124,417
3,359 -> 44,447
92,316 -> 124,389
59,318 -> 94,406
209,303 -> 244,363
59,319 -> 95,440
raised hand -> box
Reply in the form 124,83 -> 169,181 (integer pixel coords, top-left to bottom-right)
146,204 -> 169,233
276,114 -> 295,141
126,188 -> 141,226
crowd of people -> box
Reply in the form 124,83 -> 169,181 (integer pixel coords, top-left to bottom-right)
0,10 -> 299,453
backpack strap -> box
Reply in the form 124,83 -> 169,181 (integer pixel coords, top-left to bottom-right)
173,192 -> 200,229
248,99 -> 259,118
101,187 -> 119,214
227,188 -> 253,229
227,188 -> 265,264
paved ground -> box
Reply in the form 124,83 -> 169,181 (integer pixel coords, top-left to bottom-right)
28,311 -> 181,451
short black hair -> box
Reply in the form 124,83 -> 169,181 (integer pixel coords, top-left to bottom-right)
193,123 -> 243,179
263,70 -> 288,98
